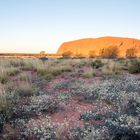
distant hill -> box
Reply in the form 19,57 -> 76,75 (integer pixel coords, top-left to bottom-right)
57,36 -> 140,57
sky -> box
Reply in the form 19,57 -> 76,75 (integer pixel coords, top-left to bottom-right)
0,0 -> 140,53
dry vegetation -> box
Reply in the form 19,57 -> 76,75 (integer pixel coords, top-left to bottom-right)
0,57 -> 140,139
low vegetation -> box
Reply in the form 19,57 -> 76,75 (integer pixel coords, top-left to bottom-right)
15,81 -> 36,97
91,59 -> 103,69
126,48 -> 137,58
128,59 -> 140,74
99,46 -> 119,58
0,57 -> 140,139
101,60 -> 122,75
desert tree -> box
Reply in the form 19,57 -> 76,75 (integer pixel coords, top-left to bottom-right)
62,51 -> 73,58
40,51 -> 46,57
100,46 -> 119,58
126,47 -> 137,58
40,51 -> 46,55
75,53 -> 85,58
88,50 -> 96,58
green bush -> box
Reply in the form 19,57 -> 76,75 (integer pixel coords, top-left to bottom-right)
0,76 -> 8,84
39,57 -> 48,62
128,60 -> 140,74
0,87 -> 16,133
91,59 -> 103,69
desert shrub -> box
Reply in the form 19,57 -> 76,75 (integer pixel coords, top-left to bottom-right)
80,108 -> 140,140
100,46 -> 119,58
62,51 -> 73,58
37,68 -> 60,79
0,58 -> 24,68
101,60 -> 121,75
57,93 -> 72,102
25,70 -> 140,139
22,117 -> 57,139
128,59 -> 140,73
18,72 -> 31,81
117,58 -> 130,70
69,125 -> 109,140
21,59 -> 44,71
70,59 -> 89,68
0,58 -> 11,68
0,67 -> 9,84
105,114 -> 140,140
82,68 -> 96,78
13,95 -> 59,118
37,68 -> 51,76
91,59 -> 103,69
37,65 -> 72,79
74,54 -> 85,59
88,50 -> 96,58
84,89 -> 99,102
15,82 -> 35,97
80,110 -> 140,139
126,48 -> 137,58
59,65 -> 72,73
0,87 -> 16,133
0,114 -> 5,133
39,57 -> 48,62
0,59 -> 22,84
0,87 -> 10,113
29,95 -> 58,114
72,114 -> 140,140
6,67 -> 21,76
53,80 -> 74,90
0,66 -> 21,84
9,59 -> 25,67
80,111 -> 105,121
0,73 -> 8,84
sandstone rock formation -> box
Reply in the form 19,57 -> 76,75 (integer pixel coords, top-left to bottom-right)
57,37 -> 140,57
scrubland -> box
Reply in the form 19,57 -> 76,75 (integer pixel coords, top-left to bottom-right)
0,57 -> 140,140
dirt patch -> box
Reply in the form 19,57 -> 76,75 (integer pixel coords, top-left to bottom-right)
51,96 -> 95,132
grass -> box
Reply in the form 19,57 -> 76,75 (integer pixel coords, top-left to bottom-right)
0,57 -> 140,139
0,66 -> 21,84
101,59 -> 122,75
0,70 -> 8,84
0,86 -> 9,112
91,59 -> 103,69
0,58 -> 22,83
37,64 -> 72,79
21,58 -> 45,71
82,68 -> 96,78
18,72 -> 31,81
15,81 -> 36,97
128,59 -> 140,74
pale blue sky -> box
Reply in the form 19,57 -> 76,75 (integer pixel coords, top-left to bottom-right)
0,0 -> 140,53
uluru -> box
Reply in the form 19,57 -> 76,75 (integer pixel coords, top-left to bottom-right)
57,36 -> 140,57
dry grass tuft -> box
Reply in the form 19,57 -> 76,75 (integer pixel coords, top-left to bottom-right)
0,86 -> 9,112
101,60 -> 121,75
82,68 -> 96,78
15,81 -> 35,97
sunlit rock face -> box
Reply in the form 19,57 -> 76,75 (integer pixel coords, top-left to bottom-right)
57,36 -> 140,57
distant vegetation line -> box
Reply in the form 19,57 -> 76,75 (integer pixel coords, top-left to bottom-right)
0,53 -> 62,58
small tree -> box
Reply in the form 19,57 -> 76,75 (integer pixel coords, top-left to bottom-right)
40,51 -> 46,57
100,46 -> 119,58
126,48 -> 136,58
40,51 -> 46,55
99,48 -> 105,57
62,51 -> 73,58
128,59 -> 140,73
89,50 -> 96,58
